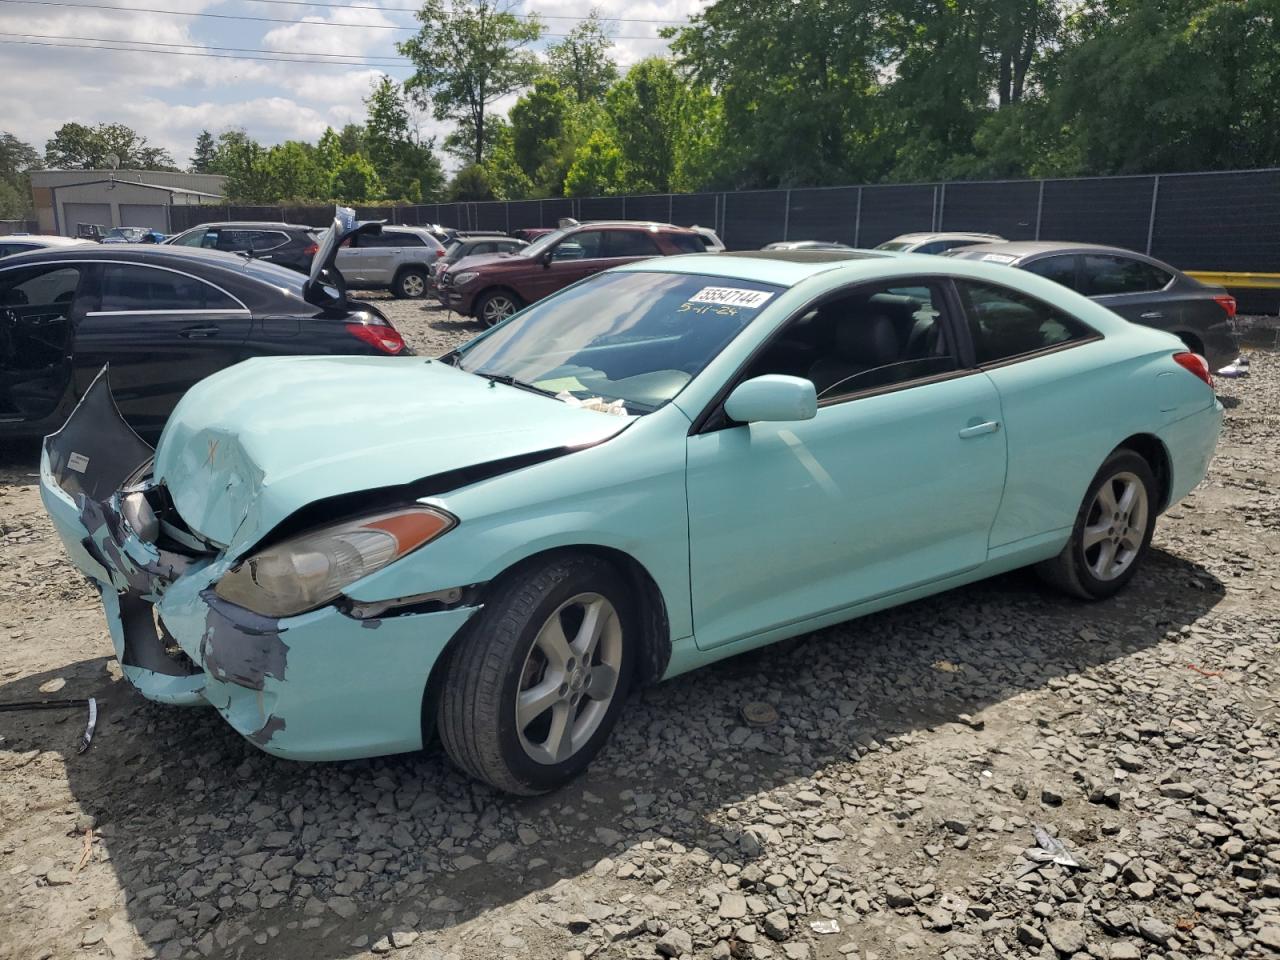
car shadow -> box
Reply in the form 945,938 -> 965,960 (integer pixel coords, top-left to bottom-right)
0,546 -> 1226,959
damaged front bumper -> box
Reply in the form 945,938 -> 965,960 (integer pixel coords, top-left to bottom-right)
39,370 -> 480,761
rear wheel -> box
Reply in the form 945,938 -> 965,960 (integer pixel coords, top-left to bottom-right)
477,290 -> 522,327
437,554 -> 635,794
394,267 -> 429,299
1036,449 -> 1157,600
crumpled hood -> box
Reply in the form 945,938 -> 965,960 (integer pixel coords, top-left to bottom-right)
154,356 -> 628,552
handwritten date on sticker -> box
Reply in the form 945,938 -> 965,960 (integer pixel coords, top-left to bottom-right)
688,287 -> 774,309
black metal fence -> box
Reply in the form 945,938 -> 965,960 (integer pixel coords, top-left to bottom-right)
171,167 -> 1280,308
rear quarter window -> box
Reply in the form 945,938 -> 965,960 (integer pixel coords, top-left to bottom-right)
955,279 -> 1096,364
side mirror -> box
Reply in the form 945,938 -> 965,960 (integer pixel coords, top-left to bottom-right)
540,248 -> 554,268
724,375 -> 817,424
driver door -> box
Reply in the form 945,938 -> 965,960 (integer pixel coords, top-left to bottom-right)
524,229 -> 608,301
685,278 -> 1008,650
0,262 -> 83,424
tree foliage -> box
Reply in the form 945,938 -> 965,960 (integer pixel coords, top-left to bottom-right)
364,76 -> 446,202
190,130 -> 218,174
330,154 -> 383,201
399,0 -> 544,165
45,122 -> 176,171
546,9 -> 619,104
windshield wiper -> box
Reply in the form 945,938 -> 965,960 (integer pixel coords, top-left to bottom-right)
472,369 -> 558,398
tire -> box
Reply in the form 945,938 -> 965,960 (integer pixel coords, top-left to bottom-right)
393,267 -> 429,299
437,554 -> 636,794
476,289 -> 522,327
1036,449 -> 1158,600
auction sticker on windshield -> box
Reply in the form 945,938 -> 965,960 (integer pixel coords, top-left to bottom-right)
688,286 -> 774,309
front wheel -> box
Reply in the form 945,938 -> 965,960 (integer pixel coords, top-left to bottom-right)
476,290 -> 522,327
437,554 -> 635,794
1036,449 -> 1158,600
393,267 -> 429,299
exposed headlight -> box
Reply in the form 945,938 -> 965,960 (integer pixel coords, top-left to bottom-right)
214,507 -> 455,617
452,271 -> 479,287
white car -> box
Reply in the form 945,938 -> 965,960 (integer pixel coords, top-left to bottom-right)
876,232 -> 1006,254
0,234 -> 94,258
335,225 -> 446,298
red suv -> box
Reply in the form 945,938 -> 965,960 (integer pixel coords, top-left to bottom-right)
437,220 -> 706,325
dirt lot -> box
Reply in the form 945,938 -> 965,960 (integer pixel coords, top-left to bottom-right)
1,302 -> 1278,960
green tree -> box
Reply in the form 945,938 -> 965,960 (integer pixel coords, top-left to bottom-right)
44,122 -> 175,170
670,0 -> 885,187
364,75 -> 446,201
0,131 -> 41,216
447,163 -> 497,200
564,128 -> 624,196
261,141 -> 326,200
330,154 -> 383,200
399,0 -> 544,165
1045,0 -> 1280,174
213,131 -> 272,203
546,9 -> 619,104
190,130 -> 217,174
604,59 -> 688,192
482,123 -> 536,199
510,77 -> 570,184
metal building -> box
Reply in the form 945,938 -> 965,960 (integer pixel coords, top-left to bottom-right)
28,169 -> 227,237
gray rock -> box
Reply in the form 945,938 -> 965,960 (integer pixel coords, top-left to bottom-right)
763,910 -> 791,941
719,893 -> 748,920
656,928 -> 692,956
1255,927 -> 1280,953
391,929 -> 419,948
1016,924 -> 1045,949
1138,917 -> 1175,947
1044,920 -> 1086,955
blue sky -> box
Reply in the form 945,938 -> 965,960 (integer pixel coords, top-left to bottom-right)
0,0 -> 705,169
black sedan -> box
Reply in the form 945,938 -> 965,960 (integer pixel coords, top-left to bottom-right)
0,240 -> 410,440
944,242 -> 1239,372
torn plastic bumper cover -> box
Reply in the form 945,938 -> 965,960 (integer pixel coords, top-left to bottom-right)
39,369 -> 481,760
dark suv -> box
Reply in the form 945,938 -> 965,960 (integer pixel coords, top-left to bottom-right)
166,221 -> 319,273
437,220 -> 705,324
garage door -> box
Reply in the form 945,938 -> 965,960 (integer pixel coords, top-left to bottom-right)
120,204 -> 169,233
62,203 -> 111,237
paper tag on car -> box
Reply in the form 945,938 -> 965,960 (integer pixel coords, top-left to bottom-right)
688,287 -> 774,309
67,452 -> 90,473
981,253 -> 1017,264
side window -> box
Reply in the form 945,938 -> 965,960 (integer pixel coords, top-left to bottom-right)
955,280 -> 1094,364
470,242 -> 495,256
1080,254 -> 1171,296
99,265 -> 241,312
606,230 -> 663,258
743,280 -> 959,400
0,265 -> 81,309
1025,254 -> 1079,290
216,229 -> 272,252
170,228 -> 207,248
915,241 -> 947,254
250,230 -> 288,251
200,229 -> 221,249
553,230 -> 606,261
667,233 -> 706,254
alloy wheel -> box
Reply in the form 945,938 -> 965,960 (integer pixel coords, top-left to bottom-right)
515,592 -> 623,765
1082,470 -> 1149,581
482,296 -> 516,325
402,273 -> 425,297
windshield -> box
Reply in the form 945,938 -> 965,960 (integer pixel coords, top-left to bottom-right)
875,241 -> 913,251
519,228 -> 568,258
456,271 -> 782,414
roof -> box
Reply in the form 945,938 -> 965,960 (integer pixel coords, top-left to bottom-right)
889,231 -> 1004,242
616,249 -> 889,286
47,176 -> 224,199
1,234 -> 93,247
1,244 -> 260,269
177,221 -> 317,232
949,240 -> 1137,259
574,220 -> 698,233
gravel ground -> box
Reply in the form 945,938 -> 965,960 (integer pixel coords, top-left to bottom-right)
1,305 -> 1278,960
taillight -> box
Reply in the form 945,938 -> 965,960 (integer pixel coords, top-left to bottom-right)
346,321 -> 405,355
1173,351 -> 1213,388
436,248 -> 445,257
1212,293 -> 1236,318
304,242 -> 319,257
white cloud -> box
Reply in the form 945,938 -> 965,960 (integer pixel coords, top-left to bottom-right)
0,0 -> 709,169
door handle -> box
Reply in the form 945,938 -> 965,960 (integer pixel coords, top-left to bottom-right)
1140,311 -> 1163,319
958,420 -> 1000,439
179,324 -> 219,339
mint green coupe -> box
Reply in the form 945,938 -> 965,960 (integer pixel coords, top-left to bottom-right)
40,250 -> 1221,794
